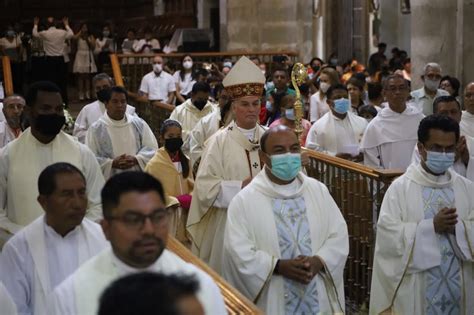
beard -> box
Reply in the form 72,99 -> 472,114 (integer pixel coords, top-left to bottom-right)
6,116 -> 21,129
127,236 -> 165,268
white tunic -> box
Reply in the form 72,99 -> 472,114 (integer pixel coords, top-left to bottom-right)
0,216 -> 108,315
73,100 -> 136,143
305,111 -> 367,155
309,91 -> 329,123
360,106 -> 424,170
223,170 -> 348,315
460,111 -> 474,154
0,129 -> 105,236
139,71 -> 176,101
187,121 -> 267,274
370,163 -> 474,314
169,98 -> 215,144
50,248 -> 226,315
85,112 -> 158,179
0,282 -> 17,315
0,121 -> 19,148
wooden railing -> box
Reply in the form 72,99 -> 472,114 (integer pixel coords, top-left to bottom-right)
167,236 -> 263,315
1,56 -> 14,97
303,149 -> 403,313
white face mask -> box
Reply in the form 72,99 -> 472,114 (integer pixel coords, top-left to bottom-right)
320,82 -> 331,93
183,61 -> 193,70
153,64 -> 163,73
424,78 -> 441,91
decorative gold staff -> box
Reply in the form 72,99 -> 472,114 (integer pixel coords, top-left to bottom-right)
290,62 -> 308,140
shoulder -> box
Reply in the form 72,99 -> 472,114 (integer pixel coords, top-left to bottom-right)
162,71 -> 174,80
142,72 -> 154,80
410,88 -> 423,98
88,118 -> 105,131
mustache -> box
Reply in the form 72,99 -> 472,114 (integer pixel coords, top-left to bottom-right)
133,236 -> 163,247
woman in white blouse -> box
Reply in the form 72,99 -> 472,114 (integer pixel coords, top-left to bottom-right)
309,66 -> 340,123
173,55 -> 196,105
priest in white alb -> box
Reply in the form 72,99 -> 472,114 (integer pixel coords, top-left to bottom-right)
223,126 -> 348,314
73,73 -> 135,143
86,86 -> 158,179
186,56 -> 267,274
360,74 -> 424,170
169,81 -> 215,150
0,81 -> 104,239
0,163 -> 108,315
189,83 -> 233,169
460,82 -> 474,152
370,115 -> 474,314
50,172 -> 226,315
0,95 -> 25,148
306,84 -> 367,161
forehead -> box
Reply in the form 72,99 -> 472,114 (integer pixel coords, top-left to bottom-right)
234,96 -> 260,104
426,129 -> 456,144
437,101 -> 459,111
115,191 -> 164,213
425,66 -> 441,75
266,130 -> 299,148
95,79 -> 111,87
331,89 -> 348,98
273,70 -> 287,77
386,77 -> 406,87
53,172 -> 86,190
33,91 -> 62,107
153,56 -> 163,63
110,92 -> 126,100
4,96 -> 25,106
164,125 -> 181,134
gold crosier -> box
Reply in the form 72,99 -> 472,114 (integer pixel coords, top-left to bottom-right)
290,62 -> 308,140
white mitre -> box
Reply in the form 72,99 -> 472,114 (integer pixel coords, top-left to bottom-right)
222,56 -> 266,99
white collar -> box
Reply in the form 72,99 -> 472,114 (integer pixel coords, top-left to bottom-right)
111,251 -> 160,276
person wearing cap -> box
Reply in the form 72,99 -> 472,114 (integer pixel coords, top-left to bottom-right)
186,56 -> 267,274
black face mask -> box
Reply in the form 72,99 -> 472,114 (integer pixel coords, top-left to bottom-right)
193,99 -> 207,110
164,138 -> 183,152
97,89 -> 110,103
35,114 -> 65,136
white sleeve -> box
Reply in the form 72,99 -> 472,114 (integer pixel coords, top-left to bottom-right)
197,273 -> 227,315
139,76 -> 149,95
454,222 -> 474,261
32,26 -> 40,38
49,278 -> 76,315
168,76 -> 176,93
73,110 -> 87,143
65,26 -> 74,39
213,181 -> 242,208
407,219 -> 441,274
465,155 -> 474,181
363,146 -> 382,168
309,94 -> 318,123
79,144 -> 105,222
0,148 -> 23,235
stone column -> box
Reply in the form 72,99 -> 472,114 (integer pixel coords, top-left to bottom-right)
411,0 -> 474,90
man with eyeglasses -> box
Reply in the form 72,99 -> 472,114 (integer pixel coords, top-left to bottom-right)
51,172 -> 226,315
223,125 -> 348,314
0,163 -> 108,315
0,95 -> 25,148
0,81 -> 104,243
360,74 -> 424,171
411,95 -> 474,180
370,115 -> 474,314
410,62 -> 449,115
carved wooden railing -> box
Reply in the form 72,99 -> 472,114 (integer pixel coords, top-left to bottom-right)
167,236 -> 263,315
1,56 -> 14,96
302,149 -> 403,314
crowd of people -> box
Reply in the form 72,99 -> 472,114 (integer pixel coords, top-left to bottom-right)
0,20 -> 474,315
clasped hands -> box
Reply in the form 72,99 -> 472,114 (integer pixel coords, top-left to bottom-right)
276,255 -> 324,284
112,154 -> 138,170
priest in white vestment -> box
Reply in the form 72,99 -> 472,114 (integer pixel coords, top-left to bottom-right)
370,115 -> 474,314
169,81 -> 215,153
0,163 -> 108,315
188,85 -> 233,168
186,56 -> 267,274
0,81 -> 104,238
223,126 -> 348,315
306,84 -> 367,161
0,282 -> 17,315
460,82 -> 474,153
0,95 -> 25,148
86,86 -> 158,179
411,96 -> 474,180
73,73 -> 135,143
361,74 -> 424,170
50,172 -> 226,315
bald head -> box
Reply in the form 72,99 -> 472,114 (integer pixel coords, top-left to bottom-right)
464,82 -> 474,114
260,125 -> 299,154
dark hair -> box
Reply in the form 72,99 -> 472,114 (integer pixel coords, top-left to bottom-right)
382,74 -> 408,90
433,95 -> 461,113
101,172 -> 165,218
403,58 -> 411,65
358,105 -> 378,119
179,55 -> 196,81
309,57 -> 324,67
326,84 -> 348,100
346,77 -> 365,92
159,120 -> 190,178
418,114 -> 460,144
98,272 -> 200,315
440,75 -> 461,97
102,86 -> 128,104
196,68 -> 209,79
191,81 -> 211,94
26,81 -> 61,107
272,66 -> 288,78
214,83 -> 225,97
250,56 -> 261,64
378,42 -> 387,49
38,163 -> 85,196
126,28 -> 136,34
367,83 -> 383,101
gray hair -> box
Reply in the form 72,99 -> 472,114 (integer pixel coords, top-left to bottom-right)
92,73 -> 114,85
423,62 -> 442,75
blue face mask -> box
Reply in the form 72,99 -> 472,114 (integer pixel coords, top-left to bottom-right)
269,153 -> 301,181
333,98 -> 350,114
285,108 -> 295,120
425,151 -> 455,174
266,101 -> 273,112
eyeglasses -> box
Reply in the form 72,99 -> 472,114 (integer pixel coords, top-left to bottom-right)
385,86 -> 407,93
106,208 -> 171,229
424,145 -> 456,154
